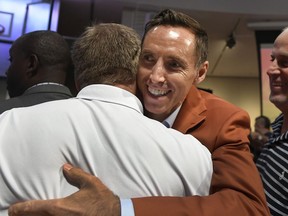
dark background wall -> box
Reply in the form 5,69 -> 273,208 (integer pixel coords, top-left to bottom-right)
57,0 -> 122,38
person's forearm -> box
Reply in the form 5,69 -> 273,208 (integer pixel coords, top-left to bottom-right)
131,190 -> 269,216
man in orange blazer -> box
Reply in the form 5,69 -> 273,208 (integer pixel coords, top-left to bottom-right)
9,9 -> 270,216
132,86 -> 269,215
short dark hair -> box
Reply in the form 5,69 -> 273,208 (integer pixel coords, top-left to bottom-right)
13,30 -> 71,67
142,9 -> 208,68
256,115 -> 271,129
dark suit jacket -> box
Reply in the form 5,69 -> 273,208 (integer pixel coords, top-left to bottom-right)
0,84 -> 73,114
133,86 -> 270,216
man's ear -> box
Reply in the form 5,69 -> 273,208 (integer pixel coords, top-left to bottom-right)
26,54 -> 39,77
194,60 -> 209,84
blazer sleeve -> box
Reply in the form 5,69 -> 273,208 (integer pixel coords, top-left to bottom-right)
131,109 -> 270,216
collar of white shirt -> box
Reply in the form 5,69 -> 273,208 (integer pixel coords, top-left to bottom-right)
162,105 -> 182,128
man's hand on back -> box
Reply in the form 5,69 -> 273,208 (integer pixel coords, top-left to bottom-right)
8,164 -> 120,216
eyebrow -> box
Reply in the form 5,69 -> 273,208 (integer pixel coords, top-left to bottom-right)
165,56 -> 189,70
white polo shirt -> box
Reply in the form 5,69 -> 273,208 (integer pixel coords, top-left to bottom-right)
0,84 -> 212,215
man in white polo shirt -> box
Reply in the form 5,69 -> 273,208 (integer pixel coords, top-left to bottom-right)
1,23 -> 212,216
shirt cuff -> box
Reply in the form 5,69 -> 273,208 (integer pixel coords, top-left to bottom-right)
120,199 -> 135,216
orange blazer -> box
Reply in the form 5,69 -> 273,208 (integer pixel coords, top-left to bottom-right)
133,86 -> 270,216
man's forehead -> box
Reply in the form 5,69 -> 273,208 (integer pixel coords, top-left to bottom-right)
273,31 -> 288,53
275,29 -> 288,44
144,26 -> 195,47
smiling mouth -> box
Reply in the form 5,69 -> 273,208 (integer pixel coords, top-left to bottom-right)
148,86 -> 171,96
272,82 -> 288,87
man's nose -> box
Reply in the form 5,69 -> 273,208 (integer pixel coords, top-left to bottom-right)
267,61 -> 280,76
150,62 -> 166,83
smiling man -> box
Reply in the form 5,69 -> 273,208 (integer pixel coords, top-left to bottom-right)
137,25 -> 207,122
256,27 -> 288,216
8,9 -> 270,216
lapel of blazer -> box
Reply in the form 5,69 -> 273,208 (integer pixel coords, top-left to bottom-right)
172,86 -> 207,134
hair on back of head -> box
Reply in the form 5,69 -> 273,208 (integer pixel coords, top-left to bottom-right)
72,23 -> 141,89
256,115 -> 271,129
15,30 -> 71,67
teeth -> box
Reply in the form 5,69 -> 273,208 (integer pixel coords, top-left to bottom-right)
148,87 -> 169,96
272,83 -> 287,86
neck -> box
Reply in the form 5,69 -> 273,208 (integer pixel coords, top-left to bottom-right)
114,83 -> 136,95
144,109 -> 168,122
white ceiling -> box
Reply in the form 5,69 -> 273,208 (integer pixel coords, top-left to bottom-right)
113,0 -> 288,78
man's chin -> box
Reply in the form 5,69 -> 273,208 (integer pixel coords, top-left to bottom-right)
270,95 -> 288,106
144,105 -> 169,120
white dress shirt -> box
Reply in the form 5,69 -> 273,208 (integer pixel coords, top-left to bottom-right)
0,84 -> 212,215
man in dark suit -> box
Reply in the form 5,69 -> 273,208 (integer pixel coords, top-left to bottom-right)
8,9 -> 270,216
0,30 -> 73,114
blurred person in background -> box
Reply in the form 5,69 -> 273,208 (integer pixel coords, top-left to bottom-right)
249,115 -> 272,161
0,30 -> 73,114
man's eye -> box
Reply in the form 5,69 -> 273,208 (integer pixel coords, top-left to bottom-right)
169,61 -> 181,68
143,55 -> 153,62
270,56 -> 275,62
278,60 -> 288,68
